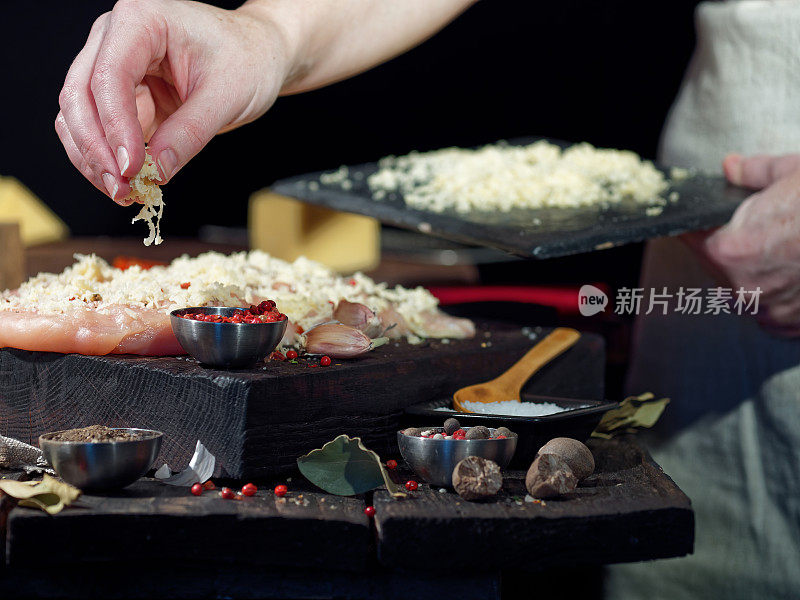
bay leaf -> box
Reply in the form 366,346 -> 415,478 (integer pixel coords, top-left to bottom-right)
591,393 -> 669,439
0,474 -> 81,515
297,435 -> 406,498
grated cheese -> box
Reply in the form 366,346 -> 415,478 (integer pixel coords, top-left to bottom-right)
0,251 -> 442,339
362,140 -> 674,214
124,149 -> 164,246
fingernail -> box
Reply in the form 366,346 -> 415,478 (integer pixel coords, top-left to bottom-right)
102,172 -> 118,199
116,146 -> 130,175
157,148 -> 177,182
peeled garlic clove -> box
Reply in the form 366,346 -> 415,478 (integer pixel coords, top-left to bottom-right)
332,300 -> 383,338
304,323 -> 385,358
377,307 -> 411,338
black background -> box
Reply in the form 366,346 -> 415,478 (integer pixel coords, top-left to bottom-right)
1,0 -> 700,239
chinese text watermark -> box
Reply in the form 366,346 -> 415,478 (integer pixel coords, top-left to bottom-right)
579,286 -> 762,316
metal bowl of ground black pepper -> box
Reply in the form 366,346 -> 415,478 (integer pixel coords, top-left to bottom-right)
398,422 -> 517,487
40,425 -> 163,491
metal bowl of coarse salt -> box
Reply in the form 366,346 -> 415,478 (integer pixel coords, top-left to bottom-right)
398,426 -> 517,487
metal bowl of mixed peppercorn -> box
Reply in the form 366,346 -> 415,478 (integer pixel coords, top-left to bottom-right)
398,425 -> 517,487
171,303 -> 288,369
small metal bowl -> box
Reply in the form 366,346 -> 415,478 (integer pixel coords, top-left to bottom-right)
170,306 -> 288,368
39,428 -> 163,491
398,427 -> 517,487
404,396 -> 616,469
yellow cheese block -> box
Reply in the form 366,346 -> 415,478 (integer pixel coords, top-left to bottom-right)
249,191 -> 380,273
0,177 -> 69,246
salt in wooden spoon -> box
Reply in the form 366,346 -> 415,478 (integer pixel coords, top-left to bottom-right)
453,327 -> 581,413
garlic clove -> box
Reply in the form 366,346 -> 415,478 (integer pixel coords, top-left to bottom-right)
377,307 -> 411,338
332,300 -> 383,338
304,323 -> 386,358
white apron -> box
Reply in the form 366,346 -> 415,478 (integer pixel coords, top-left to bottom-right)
607,2 -> 800,599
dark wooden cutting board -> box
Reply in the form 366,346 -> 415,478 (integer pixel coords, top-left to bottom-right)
3,438 -> 692,581
0,325 -> 604,478
271,137 -> 751,259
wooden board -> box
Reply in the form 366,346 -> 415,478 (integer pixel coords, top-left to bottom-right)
271,137 -> 751,259
3,437 -> 692,586
373,436 -> 694,571
0,563 -> 501,600
6,477 -> 371,572
0,326 -> 605,479
0,470 -> 26,567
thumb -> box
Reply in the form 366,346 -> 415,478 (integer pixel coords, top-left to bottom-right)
146,86 -> 234,183
723,153 -> 800,190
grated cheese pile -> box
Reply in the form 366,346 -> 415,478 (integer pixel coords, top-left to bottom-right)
124,149 -> 164,246
0,251 -> 440,336
363,140 -> 672,213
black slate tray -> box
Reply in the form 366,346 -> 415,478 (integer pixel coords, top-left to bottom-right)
271,137 -> 751,259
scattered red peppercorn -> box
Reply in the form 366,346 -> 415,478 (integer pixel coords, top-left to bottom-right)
405,480 -> 419,492
386,459 -> 398,470
364,506 -> 376,518
190,483 -> 203,496
274,484 -> 288,497
271,351 -> 286,361
220,487 -> 235,500
180,282 -> 191,289
203,480 -> 216,490
241,483 -> 257,497
285,350 -> 298,360
320,356 -> 332,367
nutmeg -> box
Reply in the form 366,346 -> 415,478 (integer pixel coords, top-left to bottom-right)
525,453 -> 577,499
537,437 -> 595,480
452,456 -> 503,501
402,427 -> 422,437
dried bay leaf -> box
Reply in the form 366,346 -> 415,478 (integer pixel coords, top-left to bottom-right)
0,474 -> 81,514
297,435 -> 406,498
591,392 -> 670,439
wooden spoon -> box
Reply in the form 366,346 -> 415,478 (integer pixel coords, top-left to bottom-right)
453,327 -> 581,413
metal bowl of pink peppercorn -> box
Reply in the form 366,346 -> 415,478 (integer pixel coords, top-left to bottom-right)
170,306 -> 287,369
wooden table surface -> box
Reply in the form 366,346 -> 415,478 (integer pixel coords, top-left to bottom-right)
0,436 -> 693,599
